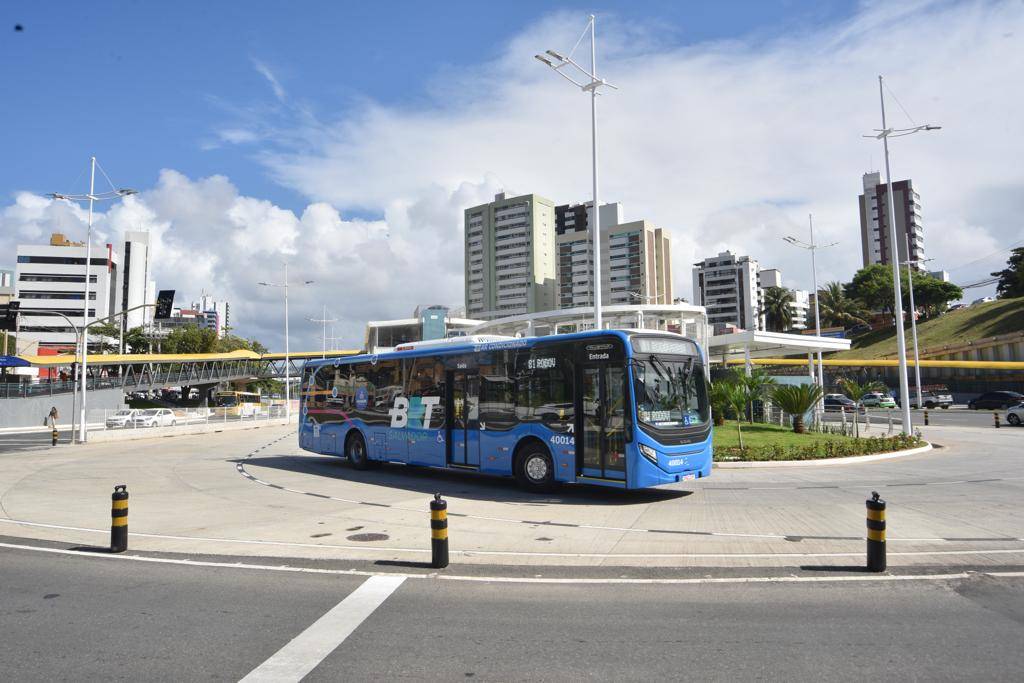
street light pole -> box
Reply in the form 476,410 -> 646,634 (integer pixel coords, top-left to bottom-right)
536,15 -> 617,330
879,78 -> 913,435
865,75 -> 940,434
259,265 -> 313,423
308,305 -> 337,359
902,250 -> 933,411
783,217 -> 838,424
48,157 -> 137,443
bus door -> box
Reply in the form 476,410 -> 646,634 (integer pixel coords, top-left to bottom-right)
447,371 -> 480,468
577,363 -> 627,481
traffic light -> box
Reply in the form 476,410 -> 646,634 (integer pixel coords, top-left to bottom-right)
155,290 -> 175,319
1,301 -> 19,331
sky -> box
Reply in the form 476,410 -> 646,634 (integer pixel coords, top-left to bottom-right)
1,0 -> 1022,351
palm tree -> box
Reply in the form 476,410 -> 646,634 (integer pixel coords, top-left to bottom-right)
770,383 -> 824,434
762,286 -> 795,332
722,382 -> 749,450
731,367 -> 777,422
838,377 -> 886,438
818,281 -> 868,329
708,381 -> 734,427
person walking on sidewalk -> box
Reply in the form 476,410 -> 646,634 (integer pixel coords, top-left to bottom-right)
46,406 -> 59,429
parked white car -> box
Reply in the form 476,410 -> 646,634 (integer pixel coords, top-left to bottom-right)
1008,404 -> 1023,427
106,409 -> 140,429
131,408 -> 177,428
861,392 -> 897,409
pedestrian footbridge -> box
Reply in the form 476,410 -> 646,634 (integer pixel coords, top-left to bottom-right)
0,349 -> 360,399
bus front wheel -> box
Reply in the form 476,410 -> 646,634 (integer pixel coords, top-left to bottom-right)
515,444 -> 556,493
346,432 -> 371,470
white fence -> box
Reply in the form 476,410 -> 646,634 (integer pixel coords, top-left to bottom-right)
92,406 -> 291,433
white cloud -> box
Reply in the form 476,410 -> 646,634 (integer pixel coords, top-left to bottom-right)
2,1 -> 1022,351
251,57 -> 287,103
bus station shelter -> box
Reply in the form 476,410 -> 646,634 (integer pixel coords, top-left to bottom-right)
707,330 -> 852,378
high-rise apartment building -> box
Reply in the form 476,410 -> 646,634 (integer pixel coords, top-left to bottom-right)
692,251 -> 763,332
193,292 -> 230,338
14,233 -> 123,351
464,192 -> 557,320
554,202 -> 673,308
859,171 -> 925,270
121,231 -> 154,336
751,267 -> 809,330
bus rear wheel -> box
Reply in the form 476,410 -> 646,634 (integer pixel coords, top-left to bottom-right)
346,432 -> 371,470
515,444 -> 556,493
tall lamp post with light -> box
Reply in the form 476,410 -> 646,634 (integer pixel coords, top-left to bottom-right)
48,156 -> 137,441
259,264 -> 313,422
536,14 -> 617,330
864,75 -> 940,434
784,214 -> 837,421
902,252 -> 934,410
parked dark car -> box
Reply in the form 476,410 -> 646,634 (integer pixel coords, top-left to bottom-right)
967,391 -> 1024,410
824,394 -> 865,414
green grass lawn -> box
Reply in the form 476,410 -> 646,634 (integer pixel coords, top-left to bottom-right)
712,420 -> 923,461
713,421 -> 854,450
831,296 -> 1024,360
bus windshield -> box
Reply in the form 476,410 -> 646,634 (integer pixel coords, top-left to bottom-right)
633,355 -> 708,430
214,394 -> 237,407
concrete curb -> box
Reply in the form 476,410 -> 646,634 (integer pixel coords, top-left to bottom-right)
714,442 -> 933,468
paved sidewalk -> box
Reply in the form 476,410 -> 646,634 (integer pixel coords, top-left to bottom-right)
0,423 -> 1021,569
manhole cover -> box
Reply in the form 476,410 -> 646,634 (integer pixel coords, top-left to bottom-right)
346,533 -> 389,542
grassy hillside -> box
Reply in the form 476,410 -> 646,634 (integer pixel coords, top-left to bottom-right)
831,296 -> 1024,360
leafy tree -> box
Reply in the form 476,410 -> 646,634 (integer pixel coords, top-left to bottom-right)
88,322 -> 122,353
216,334 -> 267,354
770,383 -> 824,434
991,247 -> 1024,299
762,286 -> 794,332
163,325 -> 218,354
910,275 -> 962,318
838,377 -> 886,438
846,264 -> 961,320
817,281 -> 868,329
845,264 -> 896,316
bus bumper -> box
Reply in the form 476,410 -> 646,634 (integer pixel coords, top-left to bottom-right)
631,440 -> 713,489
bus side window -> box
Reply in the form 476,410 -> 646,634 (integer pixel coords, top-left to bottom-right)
515,346 -> 574,430
479,350 -> 516,430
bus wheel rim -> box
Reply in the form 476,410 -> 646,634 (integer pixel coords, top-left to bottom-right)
526,455 -> 547,481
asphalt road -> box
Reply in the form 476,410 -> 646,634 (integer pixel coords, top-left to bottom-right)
2,543 -> 1023,681
0,429 -> 75,452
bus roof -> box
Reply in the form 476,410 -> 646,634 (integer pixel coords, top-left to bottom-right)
304,328 -> 702,369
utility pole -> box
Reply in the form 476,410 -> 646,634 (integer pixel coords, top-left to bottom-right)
308,305 -> 338,359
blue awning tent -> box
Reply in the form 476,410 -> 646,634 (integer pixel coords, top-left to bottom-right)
0,355 -> 31,368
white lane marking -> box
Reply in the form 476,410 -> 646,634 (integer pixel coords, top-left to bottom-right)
3,541 -> 1024,585
3,517 -> 1024,557
240,575 -> 405,682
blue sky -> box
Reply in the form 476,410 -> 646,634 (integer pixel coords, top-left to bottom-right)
2,0 -> 853,213
2,1 -> 1021,349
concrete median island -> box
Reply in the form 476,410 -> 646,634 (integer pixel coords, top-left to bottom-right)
713,421 -> 926,462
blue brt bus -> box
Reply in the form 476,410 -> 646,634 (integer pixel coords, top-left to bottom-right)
298,329 -> 711,491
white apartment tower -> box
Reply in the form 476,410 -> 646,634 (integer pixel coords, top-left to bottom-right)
554,202 -> 673,308
692,251 -> 763,332
464,192 -> 557,320
121,230 -> 154,335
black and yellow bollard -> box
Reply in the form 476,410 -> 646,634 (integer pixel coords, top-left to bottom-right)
994,411 -> 1000,429
110,485 -> 128,553
51,426 -> 59,446
866,491 -> 886,572
430,493 -> 449,569
923,409 -> 929,426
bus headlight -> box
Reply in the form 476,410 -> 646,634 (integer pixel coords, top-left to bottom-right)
639,443 -> 659,464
